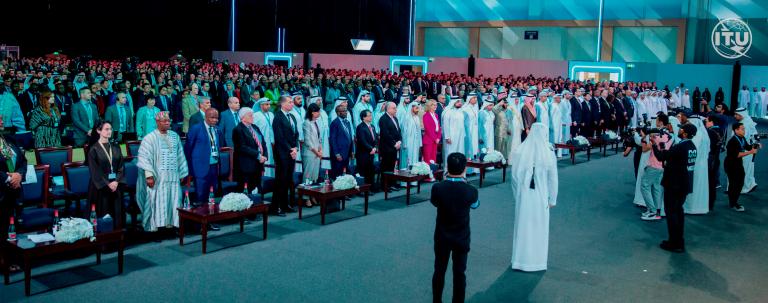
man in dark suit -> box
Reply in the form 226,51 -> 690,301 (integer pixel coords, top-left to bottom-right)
156,86 -> 173,113
568,92 -> 582,137
330,105 -> 354,178
188,96 -> 211,129
612,94 -> 627,133
272,96 -> 299,216
431,152 -> 479,303
378,102 -> 402,190
218,97 -> 241,148
588,93 -> 601,137
232,107 -> 268,194
356,110 -> 378,191
652,124 -> 698,253
184,108 -> 224,205
0,116 -> 27,240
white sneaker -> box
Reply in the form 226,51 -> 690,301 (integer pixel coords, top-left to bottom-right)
732,205 -> 745,212
641,213 -> 662,221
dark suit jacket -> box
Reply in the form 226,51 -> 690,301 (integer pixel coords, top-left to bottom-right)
588,98 -> 601,124
653,139 -> 697,193
378,114 -> 402,156
569,98 -> 582,124
232,123 -> 267,176
355,122 -> 378,163
622,97 -> 635,120
219,109 -> 240,148
184,122 -> 224,178
272,110 -> 299,164
155,94 -> 173,113
599,98 -> 613,122
329,117 -> 354,161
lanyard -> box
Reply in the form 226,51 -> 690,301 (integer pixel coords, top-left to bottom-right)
99,142 -> 114,173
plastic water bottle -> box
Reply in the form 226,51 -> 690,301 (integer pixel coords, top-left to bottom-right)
243,183 -> 249,195
53,209 -> 60,232
7,217 -> 16,241
324,170 -> 331,188
208,186 -> 215,206
90,204 -> 98,232
183,191 -> 191,209
394,161 -> 399,173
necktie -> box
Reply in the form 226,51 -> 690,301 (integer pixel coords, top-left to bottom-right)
342,120 -> 351,138
118,106 -> 125,132
208,126 -> 217,151
162,96 -> 168,110
368,124 -> 374,139
234,111 -> 239,123
287,113 -> 295,133
84,102 -> 94,128
314,121 -> 320,141
249,126 -> 263,154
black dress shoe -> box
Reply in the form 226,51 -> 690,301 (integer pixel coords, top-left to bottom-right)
659,241 -> 685,253
271,210 -> 286,217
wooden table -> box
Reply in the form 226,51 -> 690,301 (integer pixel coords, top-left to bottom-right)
177,202 -> 270,254
466,160 -> 507,187
383,170 -> 429,205
297,183 -> 371,225
2,230 -> 125,296
589,137 -> 621,156
555,143 -> 592,164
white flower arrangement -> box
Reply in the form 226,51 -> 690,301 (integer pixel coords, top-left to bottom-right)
332,174 -> 358,190
219,193 -> 254,212
410,162 -> 432,175
572,136 -> 591,146
53,218 -> 95,243
604,130 -> 619,140
482,150 -> 506,164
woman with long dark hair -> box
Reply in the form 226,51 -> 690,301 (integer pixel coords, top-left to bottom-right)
86,121 -> 126,229
28,90 -> 62,148
301,103 -> 323,207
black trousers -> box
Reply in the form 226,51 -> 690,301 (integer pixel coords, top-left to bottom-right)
433,241 -> 468,303
380,152 -> 397,188
633,148 -> 642,178
274,160 -> 295,211
357,156 -> 375,189
708,159 -> 719,210
237,171 -> 263,194
663,189 -> 688,248
570,124 -> 580,138
726,169 -> 744,208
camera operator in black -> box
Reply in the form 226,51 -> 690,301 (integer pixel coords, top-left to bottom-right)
724,122 -> 760,212
622,129 -> 643,178
652,123 -> 698,253
704,116 -> 723,211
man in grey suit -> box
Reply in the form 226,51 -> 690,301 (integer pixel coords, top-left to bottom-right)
104,92 -> 135,142
71,87 -> 100,146
218,97 -> 240,148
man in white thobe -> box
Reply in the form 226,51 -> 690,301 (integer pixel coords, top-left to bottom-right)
442,96 -> 466,167
758,87 -> 768,118
352,90 -> 373,128
681,89 -> 691,109
750,87 -> 759,117
734,108 -> 758,193
549,94 -> 565,157
738,86 -> 750,110
136,112 -> 189,232
510,122 -> 558,272
289,93 -> 306,173
683,115 -> 710,214
462,93 -> 480,173
400,102 -> 423,168
560,91 -> 573,156
253,98 -> 276,177
478,98 -> 495,152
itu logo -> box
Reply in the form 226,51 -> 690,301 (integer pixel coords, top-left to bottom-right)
711,18 -> 752,59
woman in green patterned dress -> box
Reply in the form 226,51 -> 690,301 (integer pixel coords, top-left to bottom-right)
28,90 -> 62,148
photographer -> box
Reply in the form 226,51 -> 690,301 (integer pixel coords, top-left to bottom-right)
639,114 -> 673,221
705,116 -> 722,211
622,128 -> 642,178
724,122 -> 760,212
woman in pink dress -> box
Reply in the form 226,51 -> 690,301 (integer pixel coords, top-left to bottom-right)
422,100 -> 442,167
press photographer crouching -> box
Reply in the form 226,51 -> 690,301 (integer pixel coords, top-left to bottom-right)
724,122 -> 761,212
638,114 -> 673,221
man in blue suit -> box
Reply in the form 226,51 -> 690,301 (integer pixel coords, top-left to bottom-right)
218,97 -> 240,148
184,108 -> 224,209
329,104 -> 354,178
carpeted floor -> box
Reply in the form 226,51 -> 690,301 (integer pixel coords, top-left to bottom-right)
2,123 -> 767,302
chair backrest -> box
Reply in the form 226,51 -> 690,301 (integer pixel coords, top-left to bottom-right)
35,146 -> 73,177
62,161 -> 90,195
22,165 -> 50,207
123,156 -> 138,190
219,147 -> 233,181
126,140 -> 142,157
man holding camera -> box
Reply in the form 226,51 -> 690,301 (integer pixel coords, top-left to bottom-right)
724,122 -> 760,212
639,114 -> 673,221
652,122 -> 698,253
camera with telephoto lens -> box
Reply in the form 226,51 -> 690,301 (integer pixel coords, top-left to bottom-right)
753,135 -> 761,149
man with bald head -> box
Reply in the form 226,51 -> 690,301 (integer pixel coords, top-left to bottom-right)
184,108 -> 224,220
219,97 -> 241,147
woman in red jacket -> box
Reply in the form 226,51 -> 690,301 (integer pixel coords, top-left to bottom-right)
422,100 -> 442,167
